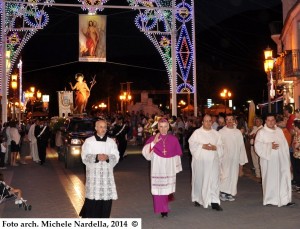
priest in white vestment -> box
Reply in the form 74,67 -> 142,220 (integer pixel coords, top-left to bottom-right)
28,120 -> 40,163
80,120 -> 120,218
142,118 -> 182,218
219,115 -> 248,201
188,114 -> 224,211
254,114 -> 294,207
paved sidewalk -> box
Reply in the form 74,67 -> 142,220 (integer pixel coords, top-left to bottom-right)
0,146 -> 300,229
0,148 -> 80,218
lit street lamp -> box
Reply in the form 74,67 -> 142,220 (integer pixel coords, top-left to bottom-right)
220,89 -> 232,114
11,75 -> 17,90
11,74 -> 18,120
178,99 -> 186,107
99,102 -> 107,111
264,47 -> 275,113
119,91 -> 132,114
119,82 -> 133,114
24,86 -> 43,116
37,90 -> 42,100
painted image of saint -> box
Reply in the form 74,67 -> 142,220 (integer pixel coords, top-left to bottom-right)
79,15 -> 106,62
81,20 -> 99,57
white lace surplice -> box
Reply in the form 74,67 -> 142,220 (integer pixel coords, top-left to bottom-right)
81,136 -> 120,200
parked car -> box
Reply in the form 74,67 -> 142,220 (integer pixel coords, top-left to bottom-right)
60,116 -> 97,168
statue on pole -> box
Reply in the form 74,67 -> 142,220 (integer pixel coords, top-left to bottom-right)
69,73 -> 96,114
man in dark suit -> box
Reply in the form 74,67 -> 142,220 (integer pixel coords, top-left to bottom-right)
113,117 -> 129,161
34,118 -> 50,165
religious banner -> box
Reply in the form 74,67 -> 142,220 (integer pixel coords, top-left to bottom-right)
79,14 -> 106,62
57,91 -> 74,117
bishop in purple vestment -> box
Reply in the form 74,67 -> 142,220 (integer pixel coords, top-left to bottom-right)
142,118 -> 182,218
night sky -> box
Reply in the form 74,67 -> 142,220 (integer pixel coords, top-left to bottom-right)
20,0 -> 282,116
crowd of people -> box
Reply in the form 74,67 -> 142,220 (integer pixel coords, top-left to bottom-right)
0,118 -> 50,170
97,106 -> 298,217
112,106 -> 300,216
0,118 -> 51,208
1,104 -> 300,218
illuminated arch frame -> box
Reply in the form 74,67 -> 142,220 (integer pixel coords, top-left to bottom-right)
0,0 -> 196,122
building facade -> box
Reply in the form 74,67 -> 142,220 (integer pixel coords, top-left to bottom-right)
272,0 -> 300,109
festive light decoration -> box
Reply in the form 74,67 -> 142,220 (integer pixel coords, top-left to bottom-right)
7,32 -> 20,45
0,0 -> 52,96
177,82 -> 194,93
130,0 -> 195,94
135,12 -> 158,31
23,9 -> 50,28
1,0 -> 196,105
176,2 -> 192,22
159,36 -> 171,47
130,0 -> 174,92
175,2 -> 194,93
78,0 -> 109,14
176,24 -> 193,83
0,1 -> 3,92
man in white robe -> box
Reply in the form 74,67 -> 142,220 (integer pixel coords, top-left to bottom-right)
80,120 -> 120,218
28,119 -> 40,163
188,114 -> 223,211
255,114 -> 294,207
219,115 -> 248,201
249,117 -> 263,179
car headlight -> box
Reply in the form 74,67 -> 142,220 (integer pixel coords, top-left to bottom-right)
70,139 -> 81,145
71,146 -> 81,155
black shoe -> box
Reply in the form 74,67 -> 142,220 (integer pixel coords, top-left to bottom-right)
194,201 -> 201,207
161,212 -> 168,218
285,202 -> 296,207
211,203 -> 223,211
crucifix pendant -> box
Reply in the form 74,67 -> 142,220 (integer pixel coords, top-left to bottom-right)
163,148 -> 167,155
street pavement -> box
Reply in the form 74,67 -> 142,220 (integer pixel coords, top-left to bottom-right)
1,145 -> 300,229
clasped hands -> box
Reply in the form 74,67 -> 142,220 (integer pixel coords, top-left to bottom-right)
272,142 -> 279,150
97,154 -> 109,161
202,143 -> 217,151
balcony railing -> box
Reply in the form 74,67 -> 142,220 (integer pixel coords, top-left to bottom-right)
280,49 -> 300,79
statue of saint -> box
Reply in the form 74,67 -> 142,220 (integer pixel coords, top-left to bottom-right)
69,73 -> 90,114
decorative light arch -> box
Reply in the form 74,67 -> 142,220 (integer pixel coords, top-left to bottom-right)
0,0 -> 196,122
